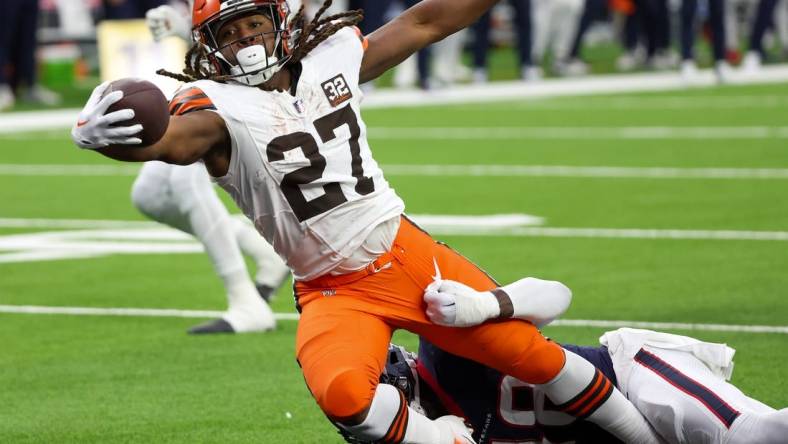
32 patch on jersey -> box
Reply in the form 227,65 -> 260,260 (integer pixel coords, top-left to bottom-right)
321,74 -> 352,107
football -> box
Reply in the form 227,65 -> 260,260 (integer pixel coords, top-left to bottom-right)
103,78 -> 170,146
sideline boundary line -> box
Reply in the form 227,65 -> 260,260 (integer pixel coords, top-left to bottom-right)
0,305 -> 784,334
2,65 -> 788,134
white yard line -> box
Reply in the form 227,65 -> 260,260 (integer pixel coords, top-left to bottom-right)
382,164 -> 788,179
3,163 -> 788,179
0,217 -> 156,229
0,304 -> 298,321
367,126 -> 788,139
1,218 -> 786,242
0,164 -> 142,176
548,319 -> 788,334
452,95 -> 788,110
0,304 -> 783,334
497,227 -> 788,241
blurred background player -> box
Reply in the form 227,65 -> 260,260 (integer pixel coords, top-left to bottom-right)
680,0 -> 731,81
742,0 -> 782,72
471,0 -> 537,83
140,1 -> 290,334
568,0 -> 610,71
531,0 -> 587,77
613,0 -> 674,72
0,0 -> 62,111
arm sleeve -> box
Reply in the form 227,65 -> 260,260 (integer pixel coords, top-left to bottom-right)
497,277 -> 572,328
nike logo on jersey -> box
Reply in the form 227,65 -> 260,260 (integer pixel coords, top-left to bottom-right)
321,74 -> 352,107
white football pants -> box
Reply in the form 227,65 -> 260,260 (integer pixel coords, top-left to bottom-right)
531,0 -> 584,62
607,330 -> 787,444
130,161 -> 289,299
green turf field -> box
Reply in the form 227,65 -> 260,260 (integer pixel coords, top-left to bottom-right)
1,82 -> 787,442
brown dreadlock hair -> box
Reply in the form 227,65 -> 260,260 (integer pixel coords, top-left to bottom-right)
157,0 -> 363,85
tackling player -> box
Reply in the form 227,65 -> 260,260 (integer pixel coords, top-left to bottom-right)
71,1 -> 662,442
416,278 -> 788,443
138,2 -> 291,334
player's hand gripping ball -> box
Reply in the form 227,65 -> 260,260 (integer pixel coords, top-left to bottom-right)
103,78 -> 170,146
72,78 -> 170,149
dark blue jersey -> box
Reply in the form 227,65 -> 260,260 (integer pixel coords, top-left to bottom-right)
417,340 -> 622,444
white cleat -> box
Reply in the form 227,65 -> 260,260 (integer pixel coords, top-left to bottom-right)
0,84 -> 15,111
189,291 -> 276,334
715,60 -> 734,84
740,51 -> 762,75
224,295 -> 276,333
521,65 -> 543,82
554,59 -> 588,77
471,68 -> 488,85
680,60 -> 700,84
23,85 -> 61,106
616,51 -> 642,72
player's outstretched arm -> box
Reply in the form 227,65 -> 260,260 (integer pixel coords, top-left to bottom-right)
424,277 -> 572,328
360,0 -> 499,83
72,82 -> 228,167
95,112 -> 227,166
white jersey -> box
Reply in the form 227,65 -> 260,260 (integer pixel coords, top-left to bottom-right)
170,28 -> 404,280
600,328 -> 784,444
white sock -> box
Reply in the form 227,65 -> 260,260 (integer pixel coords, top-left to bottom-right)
500,277 -> 572,327
165,165 -> 251,290
340,384 -> 459,444
538,350 -> 661,444
230,218 -> 290,288
223,275 -> 275,332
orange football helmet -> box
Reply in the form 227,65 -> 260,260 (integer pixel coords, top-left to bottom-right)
191,0 -> 295,85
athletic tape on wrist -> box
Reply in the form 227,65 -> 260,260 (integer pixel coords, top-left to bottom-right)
491,288 -> 514,319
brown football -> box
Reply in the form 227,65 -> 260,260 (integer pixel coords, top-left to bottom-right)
103,78 -> 170,146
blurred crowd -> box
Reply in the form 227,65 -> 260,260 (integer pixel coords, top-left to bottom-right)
346,0 -> 788,88
0,0 -> 174,110
2,0 -> 788,110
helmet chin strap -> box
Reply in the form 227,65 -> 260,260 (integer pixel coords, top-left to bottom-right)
227,43 -> 282,86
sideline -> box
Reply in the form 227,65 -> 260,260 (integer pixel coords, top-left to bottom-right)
2,65 -> 788,134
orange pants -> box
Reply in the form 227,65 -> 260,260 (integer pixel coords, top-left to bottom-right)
295,216 -> 565,421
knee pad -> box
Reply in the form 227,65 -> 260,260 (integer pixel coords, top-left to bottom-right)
131,163 -> 173,217
315,368 -> 378,422
131,177 -> 169,218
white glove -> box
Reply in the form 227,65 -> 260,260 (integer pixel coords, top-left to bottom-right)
146,5 -> 192,42
424,279 -> 500,327
71,81 -> 142,150
434,415 -> 476,444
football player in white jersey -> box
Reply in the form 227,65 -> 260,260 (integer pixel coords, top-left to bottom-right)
138,1 -> 291,334
424,278 -> 788,444
71,1 -> 665,442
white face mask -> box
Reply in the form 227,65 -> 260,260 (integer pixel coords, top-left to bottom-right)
228,44 -> 281,86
